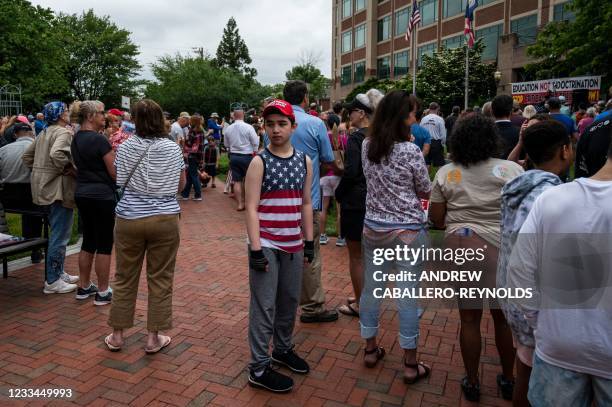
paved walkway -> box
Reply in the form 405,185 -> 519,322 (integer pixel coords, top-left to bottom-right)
0,187 -> 510,406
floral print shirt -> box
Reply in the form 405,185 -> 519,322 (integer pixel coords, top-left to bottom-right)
362,139 -> 431,226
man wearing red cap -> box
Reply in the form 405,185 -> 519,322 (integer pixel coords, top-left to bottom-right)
244,99 -> 314,393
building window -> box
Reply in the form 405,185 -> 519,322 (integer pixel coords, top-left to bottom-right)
476,24 -> 502,60
341,31 -> 352,53
479,0 -> 497,5
354,61 -> 366,83
420,0 -> 438,26
341,65 -> 352,86
395,7 -> 410,37
342,0 -> 352,19
394,51 -> 409,77
553,1 -> 575,22
511,14 -> 538,46
377,57 -> 390,79
443,0 -> 466,19
355,0 -> 366,12
355,24 -> 366,48
418,43 -> 436,67
441,35 -> 464,49
378,15 -> 391,42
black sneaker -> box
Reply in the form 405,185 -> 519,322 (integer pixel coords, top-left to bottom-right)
300,309 -> 339,323
497,373 -> 514,401
272,347 -> 310,374
93,290 -> 112,306
75,283 -> 98,300
461,376 -> 480,402
248,366 -> 293,393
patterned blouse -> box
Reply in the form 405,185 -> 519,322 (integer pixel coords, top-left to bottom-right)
362,139 -> 431,226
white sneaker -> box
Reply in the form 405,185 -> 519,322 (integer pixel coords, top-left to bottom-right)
335,237 -> 346,247
60,272 -> 79,284
43,279 -> 77,294
319,234 -> 329,245
192,197 -> 203,201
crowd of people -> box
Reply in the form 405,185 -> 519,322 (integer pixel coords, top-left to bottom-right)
0,79 -> 610,405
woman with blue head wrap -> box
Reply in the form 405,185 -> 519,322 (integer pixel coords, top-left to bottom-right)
22,100 -> 79,294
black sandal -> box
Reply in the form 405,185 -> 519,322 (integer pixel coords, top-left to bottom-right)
363,346 -> 385,368
461,376 -> 480,402
403,360 -> 431,384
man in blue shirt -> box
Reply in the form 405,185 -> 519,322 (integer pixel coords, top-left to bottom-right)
282,80 -> 338,323
34,113 -> 46,136
411,109 -> 431,158
548,97 -> 577,141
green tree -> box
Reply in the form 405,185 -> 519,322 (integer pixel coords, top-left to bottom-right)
215,17 -> 257,80
56,10 -> 141,107
526,0 -> 612,90
285,63 -> 330,103
145,54 -> 269,117
0,0 -> 69,111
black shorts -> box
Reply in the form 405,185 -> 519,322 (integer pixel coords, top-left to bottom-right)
75,197 -> 116,255
229,154 -> 253,181
341,209 -> 365,242
204,163 -> 217,177
426,139 -> 446,166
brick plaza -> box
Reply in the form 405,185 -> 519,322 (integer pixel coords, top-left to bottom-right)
0,188 -> 510,406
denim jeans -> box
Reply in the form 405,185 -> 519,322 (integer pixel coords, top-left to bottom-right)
46,201 -> 74,283
181,157 -> 201,199
360,227 -> 428,349
528,353 -> 612,407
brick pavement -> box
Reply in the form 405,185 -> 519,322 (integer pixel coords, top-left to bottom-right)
0,187 -> 511,406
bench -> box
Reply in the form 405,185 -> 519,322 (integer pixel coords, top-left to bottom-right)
0,207 -> 49,281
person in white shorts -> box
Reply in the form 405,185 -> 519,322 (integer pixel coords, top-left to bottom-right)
319,173 -> 342,245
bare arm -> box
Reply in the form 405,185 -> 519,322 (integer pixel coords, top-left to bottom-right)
245,156 -> 264,250
178,169 -> 186,192
507,121 -> 527,163
103,150 -> 116,181
422,143 -> 431,158
429,202 -> 447,229
301,156 -> 314,241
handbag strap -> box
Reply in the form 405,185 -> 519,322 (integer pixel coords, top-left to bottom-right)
123,141 -> 155,190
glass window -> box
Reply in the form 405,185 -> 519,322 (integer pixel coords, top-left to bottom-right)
342,0 -> 352,19
395,7 -> 410,37
418,43 -> 436,67
355,0 -> 366,12
443,0 -> 466,18
377,57 -> 390,79
553,2 -> 575,22
476,24 -> 502,60
341,65 -> 352,86
354,61 -> 366,83
441,35 -> 464,49
342,31 -> 352,53
378,15 -> 391,41
394,51 -> 409,77
420,0 -> 438,26
480,0 -> 497,5
355,24 -> 366,48
511,14 -> 538,46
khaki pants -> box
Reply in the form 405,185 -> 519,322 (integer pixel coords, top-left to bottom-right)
300,211 -> 325,315
108,214 -> 180,331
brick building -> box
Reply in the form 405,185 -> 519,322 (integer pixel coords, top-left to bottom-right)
331,0 -> 576,101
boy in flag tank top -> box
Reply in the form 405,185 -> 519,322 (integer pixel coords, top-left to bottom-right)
244,99 -> 314,393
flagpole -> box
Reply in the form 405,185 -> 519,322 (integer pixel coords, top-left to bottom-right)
464,45 -> 469,110
412,32 -> 417,95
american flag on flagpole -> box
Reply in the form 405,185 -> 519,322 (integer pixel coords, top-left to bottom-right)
405,0 -> 421,41
464,0 -> 478,48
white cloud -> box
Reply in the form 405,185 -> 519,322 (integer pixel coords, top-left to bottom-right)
30,0 -> 332,84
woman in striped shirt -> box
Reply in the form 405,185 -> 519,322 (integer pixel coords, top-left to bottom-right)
105,99 -> 186,354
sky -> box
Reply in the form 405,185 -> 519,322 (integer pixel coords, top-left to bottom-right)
30,0 -> 332,85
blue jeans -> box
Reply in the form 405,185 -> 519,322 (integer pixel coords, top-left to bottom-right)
181,157 -> 201,199
46,201 -> 74,283
528,353 -> 612,407
360,227 -> 428,349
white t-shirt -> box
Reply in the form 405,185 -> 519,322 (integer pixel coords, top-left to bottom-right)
508,177 -> 612,379
224,120 -> 259,154
420,113 -> 447,144
170,122 -> 183,143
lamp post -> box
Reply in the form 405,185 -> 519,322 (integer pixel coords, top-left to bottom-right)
494,70 -> 502,94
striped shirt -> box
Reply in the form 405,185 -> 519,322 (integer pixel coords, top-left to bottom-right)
258,148 -> 307,253
115,135 -> 185,219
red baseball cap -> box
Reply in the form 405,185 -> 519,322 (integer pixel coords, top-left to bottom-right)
262,99 -> 295,123
108,108 -> 123,116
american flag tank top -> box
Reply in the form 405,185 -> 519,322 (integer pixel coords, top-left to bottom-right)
258,148 -> 307,253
